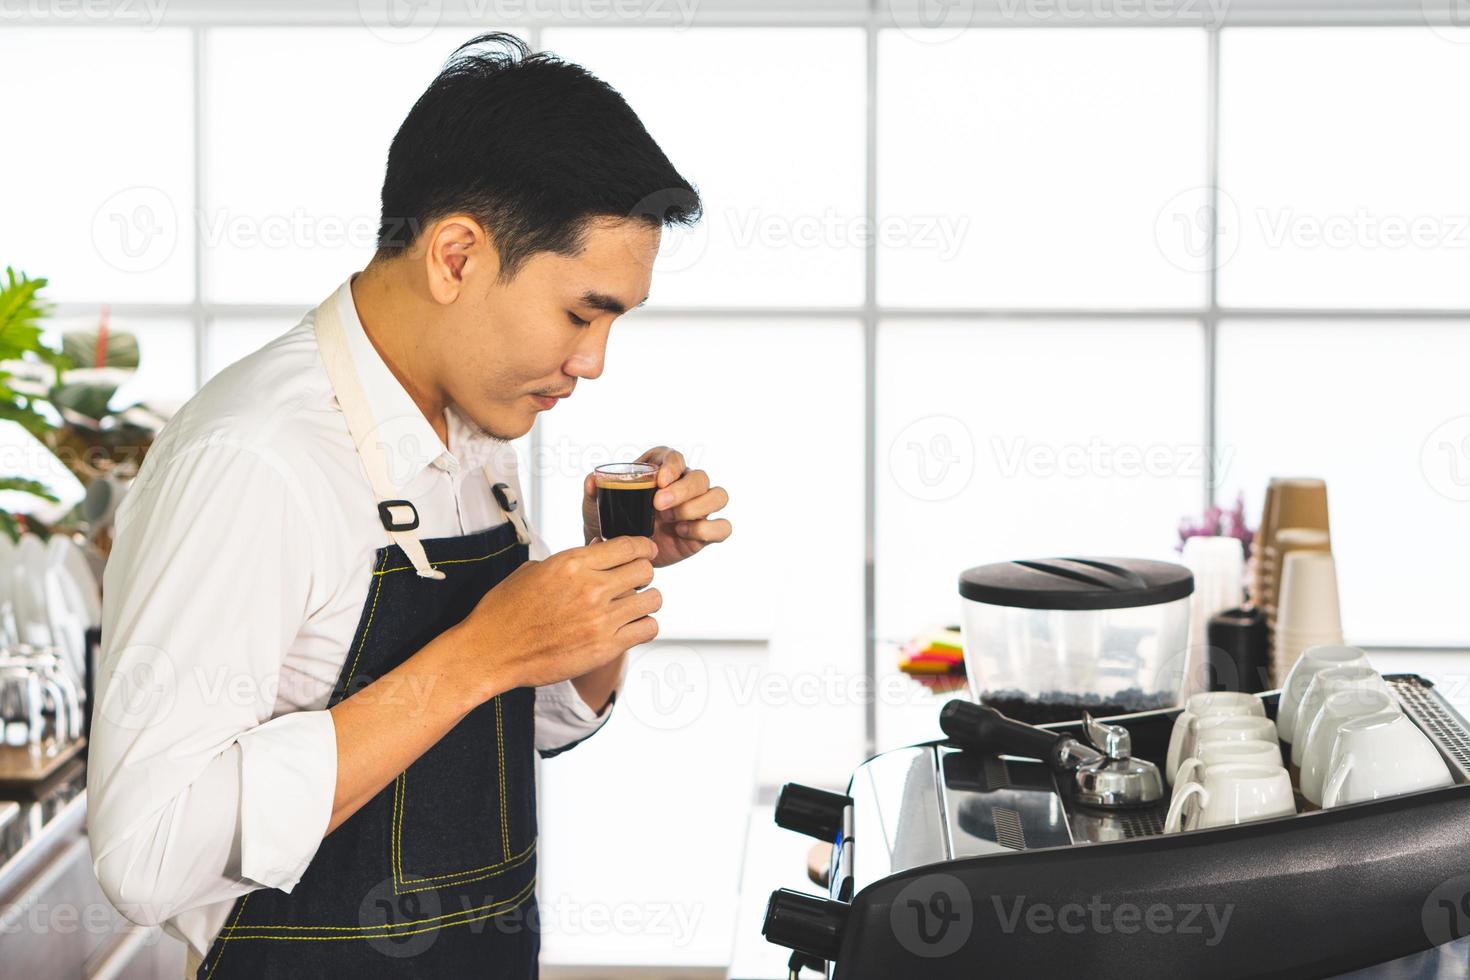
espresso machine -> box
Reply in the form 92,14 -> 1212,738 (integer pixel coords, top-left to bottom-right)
760,559 -> 1470,978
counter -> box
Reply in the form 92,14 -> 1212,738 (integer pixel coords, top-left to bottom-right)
0,760 -> 186,979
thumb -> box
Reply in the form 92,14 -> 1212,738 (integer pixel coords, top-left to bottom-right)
583,472 -> 597,499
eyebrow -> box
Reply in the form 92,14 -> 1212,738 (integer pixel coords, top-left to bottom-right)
579,290 -> 648,316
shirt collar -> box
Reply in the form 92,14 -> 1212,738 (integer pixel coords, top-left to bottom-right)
332,277 -> 508,488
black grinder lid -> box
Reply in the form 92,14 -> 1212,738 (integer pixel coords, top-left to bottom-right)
958,557 -> 1194,611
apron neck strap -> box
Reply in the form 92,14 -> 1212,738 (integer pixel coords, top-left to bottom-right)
313,289 -> 446,580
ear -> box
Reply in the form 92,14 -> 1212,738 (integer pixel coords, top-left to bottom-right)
422,214 -> 498,304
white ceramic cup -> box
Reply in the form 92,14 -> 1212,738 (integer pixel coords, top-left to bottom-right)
1290,665 -> 1390,764
1192,714 -> 1278,759
1165,762 -> 1297,832
1299,688 -> 1401,805
1322,710 -> 1454,808
1276,644 -> 1370,742
1172,738 -> 1284,797
1165,692 -> 1266,784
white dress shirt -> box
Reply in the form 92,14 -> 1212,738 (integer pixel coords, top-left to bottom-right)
87,277 -> 614,957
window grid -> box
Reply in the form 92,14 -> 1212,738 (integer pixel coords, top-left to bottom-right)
34,17 -> 1470,756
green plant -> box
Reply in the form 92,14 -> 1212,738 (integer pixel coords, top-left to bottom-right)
0,266 -> 163,540
0,268 -> 63,534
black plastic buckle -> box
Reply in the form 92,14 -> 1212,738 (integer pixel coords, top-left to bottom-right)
491,482 -> 518,513
377,499 -> 420,532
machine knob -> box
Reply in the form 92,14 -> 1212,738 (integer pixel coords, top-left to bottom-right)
774,783 -> 851,842
763,888 -> 846,963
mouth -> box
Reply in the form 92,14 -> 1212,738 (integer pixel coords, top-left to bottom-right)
530,390 -> 573,410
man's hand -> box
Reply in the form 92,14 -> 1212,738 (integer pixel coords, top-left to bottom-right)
582,446 -> 731,567
447,535 -> 661,694
327,537 -> 657,835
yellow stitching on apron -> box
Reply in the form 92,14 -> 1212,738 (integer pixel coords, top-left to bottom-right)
218,878 -> 536,941
374,539 -> 519,576
225,532 -> 529,939
394,842 -> 536,895
203,892 -> 251,978
392,771 -> 405,886
496,695 -> 511,861
339,549 -> 389,697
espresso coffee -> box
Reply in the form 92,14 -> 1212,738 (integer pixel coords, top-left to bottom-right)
596,474 -> 657,539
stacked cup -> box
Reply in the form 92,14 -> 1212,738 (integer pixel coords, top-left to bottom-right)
1277,645 -> 1454,808
1180,537 -> 1247,697
1165,691 -> 1270,784
1163,696 -> 1291,831
1274,552 -> 1344,685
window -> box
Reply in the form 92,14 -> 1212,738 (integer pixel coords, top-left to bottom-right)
10,8 -> 1468,972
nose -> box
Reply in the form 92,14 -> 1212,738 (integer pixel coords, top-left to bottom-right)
563,320 -> 610,380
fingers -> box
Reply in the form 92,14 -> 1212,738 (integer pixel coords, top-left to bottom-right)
653,467 -> 708,512
606,556 -> 655,596
615,612 -> 660,648
662,484 -> 728,523
611,585 -> 662,625
637,446 -> 686,490
673,517 -> 732,544
580,535 -> 658,569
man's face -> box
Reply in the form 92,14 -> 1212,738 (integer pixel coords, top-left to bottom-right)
438,216 -> 660,440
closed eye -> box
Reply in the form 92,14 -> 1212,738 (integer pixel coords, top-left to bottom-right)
567,311 -> 591,327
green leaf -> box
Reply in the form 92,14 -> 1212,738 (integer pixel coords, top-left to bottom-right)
0,267 -> 49,362
62,328 -> 140,371
49,379 -> 120,422
0,476 -> 57,502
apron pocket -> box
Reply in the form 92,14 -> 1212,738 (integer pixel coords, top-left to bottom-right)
392,693 -> 535,894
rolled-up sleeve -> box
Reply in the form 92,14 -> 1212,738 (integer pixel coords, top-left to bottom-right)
88,437 -> 335,927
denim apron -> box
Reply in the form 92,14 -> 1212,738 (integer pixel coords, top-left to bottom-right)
194,289 -> 541,979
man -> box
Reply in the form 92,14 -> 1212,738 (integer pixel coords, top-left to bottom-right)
87,33 -> 729,979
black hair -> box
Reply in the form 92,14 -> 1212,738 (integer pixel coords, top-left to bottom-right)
376,32 -> 702,279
